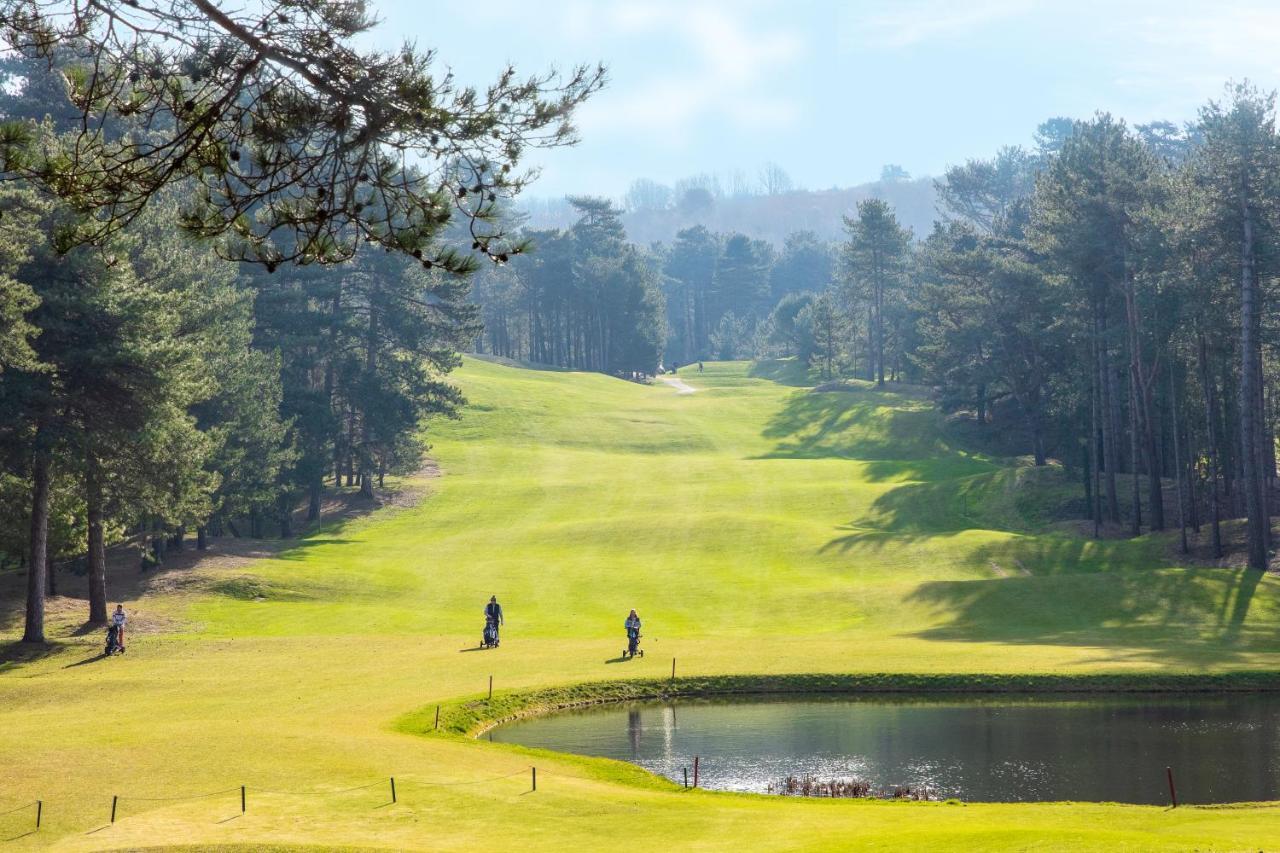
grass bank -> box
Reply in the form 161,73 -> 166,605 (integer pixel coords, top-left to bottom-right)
407,671 -> 1280,738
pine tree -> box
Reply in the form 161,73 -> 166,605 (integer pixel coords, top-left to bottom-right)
1188,84 -> 1280,570
840,199 -> 912,387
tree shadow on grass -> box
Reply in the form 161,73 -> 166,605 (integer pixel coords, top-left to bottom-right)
748,358 -> 816,387
822,526 -> 1161,580
0,640 -> 61,673
756,388 -> 991,481
848,466 -> 1083,537
902,567 -> 1280,667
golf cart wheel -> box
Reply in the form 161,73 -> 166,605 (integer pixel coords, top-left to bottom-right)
639,650 -> 644,657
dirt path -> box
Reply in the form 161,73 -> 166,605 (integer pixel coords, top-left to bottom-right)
659,376 -> 697,395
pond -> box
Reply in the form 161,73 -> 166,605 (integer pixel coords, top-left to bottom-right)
488,693 -> 1280,803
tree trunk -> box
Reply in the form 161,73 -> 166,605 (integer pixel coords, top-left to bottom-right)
1255,345 -> 1272,552
1031,404 -> 1046,467
1123,270 -> 1164,530
875,287 -> 886,388
1090,359 -> 1102,538
308,478 -> 322,522
1169,368 -> 1189,555
1198,328 -> 1223,557
23,434 -> 51,643
360,309 -> 376,499
86,462 -> 107,624
1096,307 -> 1120,523
1239,186 -> 1268,570
278,493 -> 293,538
1128,367 -> 1142,535
151,521 -> 165,566
196,525 -> 208,551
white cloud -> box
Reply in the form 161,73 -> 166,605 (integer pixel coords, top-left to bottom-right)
562,2 -> 805,143
841,0 -> 1037,49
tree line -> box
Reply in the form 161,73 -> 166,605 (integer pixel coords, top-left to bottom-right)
912,85 -> 1280,569
752,86 -> 1280,569
472,197 -> 663,376
472,214 -> 839,372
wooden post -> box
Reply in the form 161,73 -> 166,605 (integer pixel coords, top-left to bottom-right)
488,675 -> 493,700
671,657 -> 676,681
1166,766 -> 1178,808
241,785 -> 246,813
532,766 -> 537,792
390,777 -> 397,803
35,800 -> 41,829
111,795 -> 118,823
683,768 -> 688,789
693,756 -> 699,789
434,704 -> 441,730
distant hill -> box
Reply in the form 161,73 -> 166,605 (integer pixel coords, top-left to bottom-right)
519,177 -> 940,246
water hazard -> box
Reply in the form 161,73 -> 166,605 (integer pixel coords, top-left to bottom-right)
489,693 -> 1280,803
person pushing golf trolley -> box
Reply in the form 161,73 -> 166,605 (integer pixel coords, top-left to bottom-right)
481,595 -> 503,648
623,608 -> 643,659
105,604 -> 127,655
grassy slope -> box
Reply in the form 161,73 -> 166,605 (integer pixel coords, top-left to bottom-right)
1,358 -> 1278,851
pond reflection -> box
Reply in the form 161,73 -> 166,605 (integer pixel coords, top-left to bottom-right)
490,693 -> 1280,803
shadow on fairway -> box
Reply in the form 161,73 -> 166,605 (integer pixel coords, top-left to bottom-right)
748,358 -> 815,387
0,640 -> 60,673
63,652 -> 112,669
903,567 -> 1279,666
757,387 -> 991,481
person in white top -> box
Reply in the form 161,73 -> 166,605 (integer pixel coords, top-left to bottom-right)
111,604 -> 127,652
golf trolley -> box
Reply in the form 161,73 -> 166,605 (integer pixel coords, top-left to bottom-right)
622,629 -> 643,659
481,616 -> 500,649
104,624 -> 125,656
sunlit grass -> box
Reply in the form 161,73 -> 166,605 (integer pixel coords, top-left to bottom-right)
1,357 -> 1278,850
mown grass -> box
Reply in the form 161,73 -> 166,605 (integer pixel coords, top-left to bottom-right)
1,357 -> 1278,850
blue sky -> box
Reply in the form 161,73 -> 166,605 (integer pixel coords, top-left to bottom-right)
368,0 -> 1280,199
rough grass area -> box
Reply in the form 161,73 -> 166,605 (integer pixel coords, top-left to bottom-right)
2,358 -> 1279,850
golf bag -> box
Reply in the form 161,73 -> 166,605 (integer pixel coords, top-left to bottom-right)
105,623 -> 123,655
482,616 -> 499,648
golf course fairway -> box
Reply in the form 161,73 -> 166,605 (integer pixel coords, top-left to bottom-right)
2,358 -> 1279,850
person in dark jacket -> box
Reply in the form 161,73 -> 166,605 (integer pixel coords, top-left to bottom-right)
484,596 -> 504,644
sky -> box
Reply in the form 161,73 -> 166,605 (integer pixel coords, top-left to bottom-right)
367,0 -> 1280,199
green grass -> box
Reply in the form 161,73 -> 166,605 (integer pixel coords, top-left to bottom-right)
2,357 -> 1279,850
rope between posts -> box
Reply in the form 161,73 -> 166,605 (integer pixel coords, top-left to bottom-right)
20,768 -> 535,822
119,786 -> 242,803
0,801 -> 38,817
396,769 -> 530,788
250,779 -> 388,796
533,768 -> 598,782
